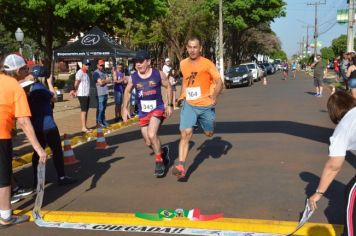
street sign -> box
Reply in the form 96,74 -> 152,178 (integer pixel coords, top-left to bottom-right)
336,9 -> 356,24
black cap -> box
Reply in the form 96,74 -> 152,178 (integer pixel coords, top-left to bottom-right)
82,58 -> 91,65
134,50 -> 150,61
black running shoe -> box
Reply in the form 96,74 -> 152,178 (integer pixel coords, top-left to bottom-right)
162,145 -> 170,167
10,196 -> 21,204
11,187 -> 33,199
154,161 -> 165,177
193,123 -> 199,131
58,176 -> 77,186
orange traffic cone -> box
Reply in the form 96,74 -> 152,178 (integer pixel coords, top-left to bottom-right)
95,127 -> 109,149
263,77 -> 267,85
63,134 -> 80,165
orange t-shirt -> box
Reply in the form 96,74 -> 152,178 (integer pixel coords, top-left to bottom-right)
0,74 -> 31,139
180,56 -> 220,106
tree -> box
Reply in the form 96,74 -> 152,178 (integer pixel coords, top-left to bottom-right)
330,34 -> 356,57
331,35 -> 347,57
223,0 -> 286,64
119,0 -> 217,63
239,23 -> 281,62
0,0 -> 166,74
320,46 -> 334,62
269,49 -> 287,60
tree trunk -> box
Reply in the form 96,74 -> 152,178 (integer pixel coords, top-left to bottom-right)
43,7 -> 54,77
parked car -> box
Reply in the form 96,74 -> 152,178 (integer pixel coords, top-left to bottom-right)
262,63 -> 275,74
224,65 -> 253,89
241,62 -> 260,81
271,62 -> 279,72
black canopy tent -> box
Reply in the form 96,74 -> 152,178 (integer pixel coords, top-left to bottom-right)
53,26 -> 136,60
53,26 -> 136,108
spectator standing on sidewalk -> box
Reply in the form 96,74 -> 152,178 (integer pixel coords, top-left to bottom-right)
112,63 -> 125,122
309,91 -> 356,236
162,58 -> 172,77
168,68 -> 179,110
333,56 -> 341,81
22,69 -> 77,187
93,59 -> 110,128
340,53 -> 350,91
71,58 -> 92,133
311,55 -> 325,97
0,54 -> 47,227
346,55 -> 356,99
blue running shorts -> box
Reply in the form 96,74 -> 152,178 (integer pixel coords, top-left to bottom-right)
179,101 -> 215,132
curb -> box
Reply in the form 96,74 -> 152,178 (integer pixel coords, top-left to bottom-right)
14,210 -> 344,236
12,117 -> 139,170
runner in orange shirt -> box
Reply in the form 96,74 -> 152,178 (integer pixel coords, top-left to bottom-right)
0,54 -> 47,228
172,36 -> 223,179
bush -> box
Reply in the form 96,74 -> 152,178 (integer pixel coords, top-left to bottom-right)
63,73 -> 75,92
53,79 -> 66,89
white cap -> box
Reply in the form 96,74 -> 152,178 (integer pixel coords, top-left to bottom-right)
165,58 -> 170,62
4,54 -> 26,71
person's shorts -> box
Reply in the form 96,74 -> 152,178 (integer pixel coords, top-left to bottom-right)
171,85 -> 176,92
114,91 -> 123,105
179,101 -> 215,132
77,96 -> 90,112
283,69 -> 288,73
313,77 -> 323,87
139,109 -> 165,127
0,139 -> 13,187
349,78 -> 356,89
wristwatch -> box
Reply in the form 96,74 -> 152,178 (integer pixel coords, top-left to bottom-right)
168,103 -> 174,107
316,190 -> 324,195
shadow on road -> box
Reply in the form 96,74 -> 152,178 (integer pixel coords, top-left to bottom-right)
179,136 -> 232,182
14,145 -> 120,210
299,171 -> 346,225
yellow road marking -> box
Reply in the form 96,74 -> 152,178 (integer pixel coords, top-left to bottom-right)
14,210 -> 343,236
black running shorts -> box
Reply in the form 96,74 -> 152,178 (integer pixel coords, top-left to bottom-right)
0,139 -> 13,187
78,96 -> 90,112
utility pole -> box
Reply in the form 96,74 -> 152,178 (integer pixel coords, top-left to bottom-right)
302,25 -> 312,58
307,0 -> 326,58
219,0 -> 224,83
347,0 -> 355,52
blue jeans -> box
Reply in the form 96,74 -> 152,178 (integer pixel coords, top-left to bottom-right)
114,90 -> 123,105
96,94 -> 108,125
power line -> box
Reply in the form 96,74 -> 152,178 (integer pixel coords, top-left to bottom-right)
318,21 -> 337,35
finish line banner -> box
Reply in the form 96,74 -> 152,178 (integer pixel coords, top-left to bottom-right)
32,164 -> 313,236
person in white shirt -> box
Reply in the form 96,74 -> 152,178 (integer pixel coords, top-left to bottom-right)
309,91 -> 356,236
70,58 -> 91,132
162,58 -> 172,77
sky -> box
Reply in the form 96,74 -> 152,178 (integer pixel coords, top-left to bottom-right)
271,0 -> 349,57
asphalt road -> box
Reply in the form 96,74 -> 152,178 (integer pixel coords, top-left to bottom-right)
5,70 -> 354,236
